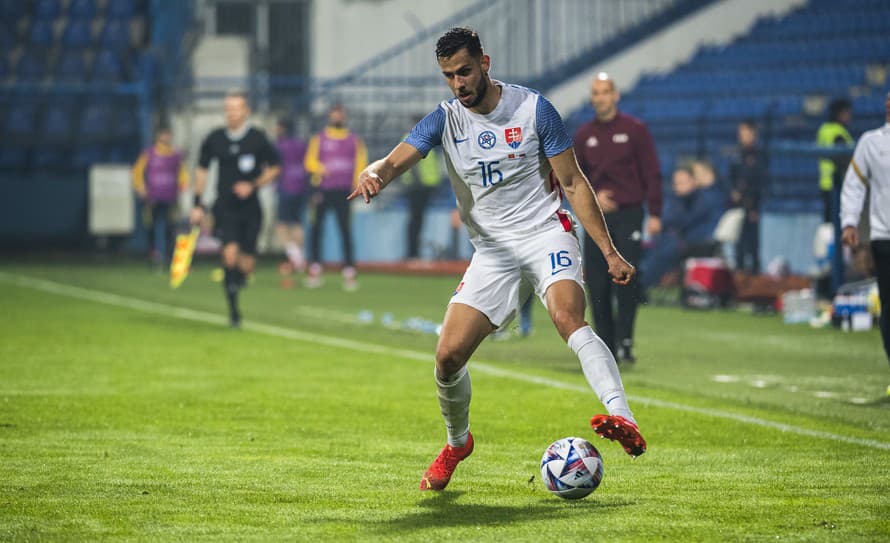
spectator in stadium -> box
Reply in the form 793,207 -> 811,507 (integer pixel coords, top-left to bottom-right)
400,116 -> 444,260
840,90 -> 890,391
816,98 -> 854,223
687,159 -> 729,240
574,72 -> 662,364
729,120 -> 767,274
190,90 -> 281,328
304,104 -> 367,291
349,27 -> 646,491
274,117 -> 309,286
131,124 -> 189,268
641,163 -> 724,289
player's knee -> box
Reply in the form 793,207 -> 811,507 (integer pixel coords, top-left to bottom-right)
435,345 -> 468,377
550,309 -> 585,337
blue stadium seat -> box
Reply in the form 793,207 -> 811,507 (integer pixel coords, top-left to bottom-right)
0,146 -> 30,170
78,102 -> 113,141
62,19 -> 94,49
72,145 -> 106,169
15,50 -> 48,81
28,19 -> 56,48
54,50 -> 88,81
33,0 -> 62,20
99,19 -> 131,50
0,55 -> 8,80
0,0 -> 26,20
91,49 -> 124,81
0,21 -> 17,49
106,0 -> 135,20
5,101 -> 41,141
67,0 -> 97,19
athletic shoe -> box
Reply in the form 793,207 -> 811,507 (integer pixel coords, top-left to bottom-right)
419,432 -> 474,491
617,346 -> 637,364
590,415 -> 646,457
305,263 -> 323,289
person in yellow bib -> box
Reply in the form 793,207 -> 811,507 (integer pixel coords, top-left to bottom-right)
131,125 -> 189,268
816,98 -> 853,223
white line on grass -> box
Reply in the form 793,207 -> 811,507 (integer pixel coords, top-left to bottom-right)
3,271 -> 889,452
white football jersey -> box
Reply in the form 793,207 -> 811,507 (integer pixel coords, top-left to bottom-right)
405,82 -> 574,243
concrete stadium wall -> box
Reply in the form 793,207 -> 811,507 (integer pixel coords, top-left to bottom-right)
547,0 -> 807,113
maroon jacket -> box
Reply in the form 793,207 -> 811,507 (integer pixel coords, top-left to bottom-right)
573,112 -> 662,218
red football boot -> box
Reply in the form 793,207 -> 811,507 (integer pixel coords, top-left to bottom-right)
590,415 -> 647,457
419,432 -> 474,491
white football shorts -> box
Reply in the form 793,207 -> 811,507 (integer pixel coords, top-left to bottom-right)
449,214 -> 584,328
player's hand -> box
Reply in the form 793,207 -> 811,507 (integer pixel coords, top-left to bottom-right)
348,170 -> 385,203
189,206 -> 205,226
596,189 -> 618,213
605,251 -> 635,285
646,216 -> 662,237
841,226 -> 859,248
233,181 -> 255,199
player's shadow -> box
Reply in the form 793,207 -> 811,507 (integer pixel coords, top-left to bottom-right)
373,490 -> 633,534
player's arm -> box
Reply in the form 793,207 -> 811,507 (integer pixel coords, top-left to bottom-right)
550,148 -> 634,285
348,142 -> 423,203
131,151 -> 148,198
253,164 -> 281,189
840,138 -> 871,248
635,122 -> 663,236
191,134 -> 214,224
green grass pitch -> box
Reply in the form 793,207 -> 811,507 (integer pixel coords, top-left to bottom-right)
1,260 -> 888,541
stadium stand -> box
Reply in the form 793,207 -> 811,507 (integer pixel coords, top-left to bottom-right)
564,0 -> 890,215
0,0 -> 174,179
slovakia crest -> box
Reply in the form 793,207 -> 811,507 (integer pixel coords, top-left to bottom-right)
505,127 -> 523,149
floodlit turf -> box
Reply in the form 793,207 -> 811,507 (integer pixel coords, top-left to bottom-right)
1,260 -> 888,541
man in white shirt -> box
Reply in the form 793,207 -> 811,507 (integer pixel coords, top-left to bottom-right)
840,90 -> 890,391
348,28 -> 646,491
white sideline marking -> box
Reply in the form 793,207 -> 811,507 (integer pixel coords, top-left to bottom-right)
2,271 -> 889,452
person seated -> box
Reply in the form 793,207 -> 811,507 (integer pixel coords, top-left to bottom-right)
641,162 -> 727,289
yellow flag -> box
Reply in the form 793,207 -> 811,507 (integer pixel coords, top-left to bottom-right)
169,227 -> 200,288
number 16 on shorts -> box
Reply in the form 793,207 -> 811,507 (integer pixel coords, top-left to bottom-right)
549,250 -> 572,275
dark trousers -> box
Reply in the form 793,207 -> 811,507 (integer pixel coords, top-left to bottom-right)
311,189 -> 354,267
406,185 -> 434,259
873,240 -> 890,365
736,213 -> 760,274
584,206 -> 644,356
146,202 -> 174,263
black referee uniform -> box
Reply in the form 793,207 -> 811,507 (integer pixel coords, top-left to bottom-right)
199,127 -> 280,254
198,126 -> 280,325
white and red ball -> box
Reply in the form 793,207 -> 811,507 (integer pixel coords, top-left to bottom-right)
540,436 -> 604,499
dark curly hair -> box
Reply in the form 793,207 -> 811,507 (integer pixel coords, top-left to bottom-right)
435,27 -> 483,60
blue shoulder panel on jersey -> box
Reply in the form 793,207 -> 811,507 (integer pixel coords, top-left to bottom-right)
535,95 -> 573,158
404,107 -> 445,156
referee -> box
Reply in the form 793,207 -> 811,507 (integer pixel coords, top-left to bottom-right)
573,72 -> 662,364
190,90 -> 281,327
840,90 -> 890,388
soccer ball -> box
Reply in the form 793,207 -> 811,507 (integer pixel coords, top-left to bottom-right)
540,436 -> 604,499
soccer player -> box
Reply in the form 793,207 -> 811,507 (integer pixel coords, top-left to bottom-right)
190,90 -> 281,327
574,73 -> 662,364
348,28 -> 647,491
840,90 -> 890,393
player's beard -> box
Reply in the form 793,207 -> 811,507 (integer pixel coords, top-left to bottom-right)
459,75 -> 489,109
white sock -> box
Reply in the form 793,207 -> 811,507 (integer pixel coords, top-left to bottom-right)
285,243 -> 304,270
436,365 -> 471,447
567,326 -> 635,424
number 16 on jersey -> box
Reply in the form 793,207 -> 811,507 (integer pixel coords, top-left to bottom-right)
478,161 -> 503,187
